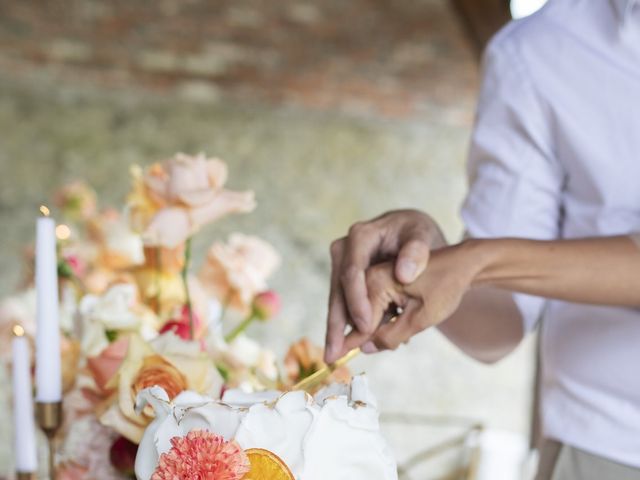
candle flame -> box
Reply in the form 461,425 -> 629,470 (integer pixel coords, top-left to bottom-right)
39,205 -> 50,217
12,324 -> 25,337
56,224 -> 71,240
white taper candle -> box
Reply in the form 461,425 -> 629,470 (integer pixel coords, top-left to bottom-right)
35,214 -> 62,402
12,325 -> 38,473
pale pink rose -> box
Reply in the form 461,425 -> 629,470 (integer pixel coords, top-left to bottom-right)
199,234 -> 281,313
134,153 -> 256,248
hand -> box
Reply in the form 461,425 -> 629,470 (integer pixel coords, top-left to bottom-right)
364,243 -> 479,352
325,209 -> 446,363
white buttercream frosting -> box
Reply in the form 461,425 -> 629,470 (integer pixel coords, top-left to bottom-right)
134,375 -> 397,480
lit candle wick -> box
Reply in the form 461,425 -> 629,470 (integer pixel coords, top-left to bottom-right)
39,205 -> 50,217
12,324 -> 25,337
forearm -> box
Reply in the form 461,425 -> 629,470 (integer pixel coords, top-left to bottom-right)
468,236 -> 640,307
438,286 -> 524,364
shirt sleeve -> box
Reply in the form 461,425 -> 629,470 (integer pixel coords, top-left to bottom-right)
461,35 -> 566,332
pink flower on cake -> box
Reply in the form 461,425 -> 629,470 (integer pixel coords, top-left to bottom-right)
199,234 -> 281,314
151,430 -> 249,480
129,153 -> 256,248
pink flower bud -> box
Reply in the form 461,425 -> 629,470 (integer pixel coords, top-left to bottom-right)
253,290 -> 281,321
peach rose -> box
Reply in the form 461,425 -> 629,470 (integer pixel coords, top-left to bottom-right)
98,333 -> 223,443
199,234 -> 281,313
129,153 -> 256,248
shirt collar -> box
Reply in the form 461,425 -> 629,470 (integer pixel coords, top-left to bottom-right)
611,0 -> 639,26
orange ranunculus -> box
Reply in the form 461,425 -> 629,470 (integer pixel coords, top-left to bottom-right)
199,234 -> 280,314
129,153 -> 256,249
132,354 -> 188,401
284,338 -> 351,389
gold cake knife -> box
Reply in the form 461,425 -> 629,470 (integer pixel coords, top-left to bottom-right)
291,304 -> 404,392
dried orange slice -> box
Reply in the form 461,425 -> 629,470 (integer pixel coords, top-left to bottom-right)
242,448 -> 295,480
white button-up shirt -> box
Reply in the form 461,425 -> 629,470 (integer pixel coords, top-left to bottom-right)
461,0 -> 640,467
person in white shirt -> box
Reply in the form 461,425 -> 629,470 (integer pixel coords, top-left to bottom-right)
324,1 -> 640,478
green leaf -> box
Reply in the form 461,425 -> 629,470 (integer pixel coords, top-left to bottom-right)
105,330 -> 119,342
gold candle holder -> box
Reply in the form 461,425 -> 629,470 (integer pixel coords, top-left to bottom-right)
16,473 -> 37,480
36,401 -> 63,480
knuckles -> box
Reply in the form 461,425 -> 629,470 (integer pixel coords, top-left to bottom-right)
348,221 -> 374,239
330,238 -> 344,258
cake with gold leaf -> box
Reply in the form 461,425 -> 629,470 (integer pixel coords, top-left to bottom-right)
134,375 -> 398,480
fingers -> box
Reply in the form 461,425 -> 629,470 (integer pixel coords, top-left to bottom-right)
370,300 -> 426,351
339,222 -> 382,333
341,262 -> 406,355
325,239 -> 349,363
366,263 -> 405,331
395,238 -> 431,284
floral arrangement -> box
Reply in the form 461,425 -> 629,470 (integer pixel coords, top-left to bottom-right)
0,153 -> 349,479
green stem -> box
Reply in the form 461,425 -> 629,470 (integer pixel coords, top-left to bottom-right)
181,237 -> 194,340
225,312 -> 256,343
220,291 -> 232,325
155,246 -> 162,313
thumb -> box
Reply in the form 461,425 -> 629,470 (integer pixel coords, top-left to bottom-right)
395,239 -> 430,284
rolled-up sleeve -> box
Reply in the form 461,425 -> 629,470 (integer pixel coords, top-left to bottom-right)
461,35 -> 566,331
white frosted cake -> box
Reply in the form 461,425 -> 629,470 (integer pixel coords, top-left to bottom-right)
135,375 -> 398,480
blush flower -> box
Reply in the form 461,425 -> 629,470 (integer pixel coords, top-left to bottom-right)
129,153 -> 256,249
151,430 -> 249,480
199,234 -> 281,314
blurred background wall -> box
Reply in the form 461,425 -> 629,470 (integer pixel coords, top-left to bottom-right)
0,0 -> 540,476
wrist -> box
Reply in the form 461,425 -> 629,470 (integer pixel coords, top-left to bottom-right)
458,238 -> 503,288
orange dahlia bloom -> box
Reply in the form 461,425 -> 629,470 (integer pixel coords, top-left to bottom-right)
151,430 -> 249,480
